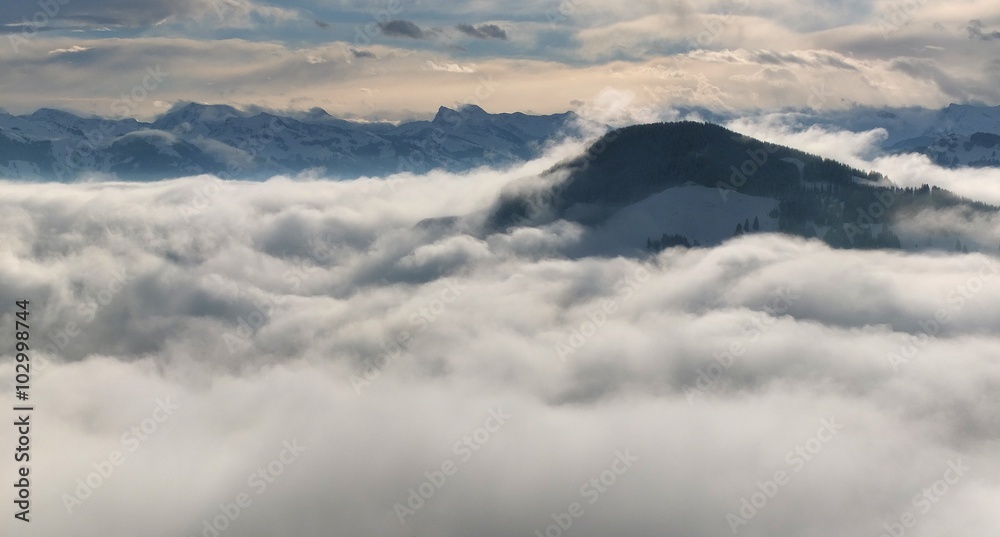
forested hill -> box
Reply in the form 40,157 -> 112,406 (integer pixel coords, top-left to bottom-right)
546,121 -> 883,207
486,121 -> 998,251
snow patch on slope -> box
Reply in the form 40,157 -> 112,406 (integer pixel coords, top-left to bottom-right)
588,184 -> 779,253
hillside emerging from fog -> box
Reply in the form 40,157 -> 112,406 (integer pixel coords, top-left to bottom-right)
487,121 -> 999,253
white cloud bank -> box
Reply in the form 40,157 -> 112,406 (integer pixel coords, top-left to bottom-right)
1,145 -> 1000,537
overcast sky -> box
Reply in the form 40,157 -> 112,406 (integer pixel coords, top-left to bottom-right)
1,0 -> 999,120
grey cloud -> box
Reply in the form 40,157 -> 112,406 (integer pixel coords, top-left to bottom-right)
968,19 -> 1000,41
349,47 -> 377,59
889,58 -> 977,102
0,24 -> 62,34
455,23 -> 508,40
749,50 -> 859,71
0,0 -> 300,29
378,19 -> 427,39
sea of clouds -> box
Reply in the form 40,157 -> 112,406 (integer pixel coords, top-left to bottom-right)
1,124 -> 999,537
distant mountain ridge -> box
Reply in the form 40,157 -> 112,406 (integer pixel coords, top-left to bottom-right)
0,103 -> 580,181
897,104 -> 1000,167
4,101 -> 998,181
669,103 -> 1000,168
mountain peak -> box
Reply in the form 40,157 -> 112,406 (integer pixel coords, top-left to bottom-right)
305,107 -> 333,119
26,108 -> 85,123
160,102 -> 242,120
433,104 -> 491,124
457,104 -> 489,117
432,106 -> 459,124
152,102 -> 245,132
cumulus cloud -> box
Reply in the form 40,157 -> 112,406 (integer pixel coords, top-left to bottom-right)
1,134 -> 1000,536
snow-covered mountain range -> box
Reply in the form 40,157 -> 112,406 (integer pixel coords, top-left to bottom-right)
3,102 -> 999,182
0,103 -> 580,181
887,104 -> 1000,167
760,103 -> 1000,168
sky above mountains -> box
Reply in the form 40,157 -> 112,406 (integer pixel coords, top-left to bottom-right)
2,0 -> 999,121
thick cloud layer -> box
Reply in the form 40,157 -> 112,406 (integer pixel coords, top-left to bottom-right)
1,145 -> 999,537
